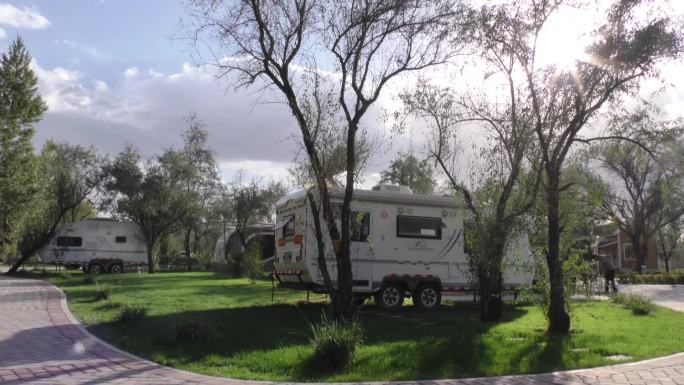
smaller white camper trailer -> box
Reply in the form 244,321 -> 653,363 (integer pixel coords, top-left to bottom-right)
273,186 -> 535,310
40,219 -> 147,273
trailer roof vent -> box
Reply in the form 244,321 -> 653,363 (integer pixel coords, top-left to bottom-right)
371,184 -> 413,194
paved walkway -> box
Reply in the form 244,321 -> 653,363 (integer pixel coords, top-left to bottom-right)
621,284 -> 684,312
1,276 -> 684,385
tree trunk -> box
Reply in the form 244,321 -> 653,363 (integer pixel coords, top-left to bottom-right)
307,191 -> 335,300
479,227 -> 505,321
223,221 -> 229,263
630,231 -> 643,273
640,238 -> 648,273
334,122 -> 359,324
546,171 -> 570,334
185,226 -> 192,272
147,241 -> 156,274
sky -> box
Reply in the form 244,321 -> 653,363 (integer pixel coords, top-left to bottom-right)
0,0 -> 325,186
1,1 -> 684,191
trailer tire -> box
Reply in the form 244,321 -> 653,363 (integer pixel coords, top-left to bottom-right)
109,263 -> 123,274
375,283 -> 404,310
88,263 -> 103,275
413,284 -> 441,310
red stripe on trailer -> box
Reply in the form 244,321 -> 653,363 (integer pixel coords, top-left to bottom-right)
415,274 -> 422,278
427,274 -> 433,278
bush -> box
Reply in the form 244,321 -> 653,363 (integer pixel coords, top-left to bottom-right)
59,272 -> 72,279
612,293 -> 655,315
626,294 -> 655,315
228,243 -> 265,281
618,272 -> 684,285
174,320 -> 212,342
93,282 -> 111,301
309,315 -> 364,371
116,305 -> 147,323
83,275 -> 97,284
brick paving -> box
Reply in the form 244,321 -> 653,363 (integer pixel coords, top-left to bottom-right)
1,276 -> 683,385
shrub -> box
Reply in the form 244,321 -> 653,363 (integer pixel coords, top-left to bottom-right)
611,293 -> 628,305
59,272 -> 72,279
612,293 -> 655,315
243,244 -> 265,283
174,320 -> 212,342
228,243 -> 265,281
116,305 -> 147,323
83,275 -> 97,284
309,314 -> 364,371
626,294 -> 655,315
93,282 -> 111,301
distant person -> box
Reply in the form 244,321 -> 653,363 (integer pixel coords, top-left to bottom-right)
594,254 -> 617,293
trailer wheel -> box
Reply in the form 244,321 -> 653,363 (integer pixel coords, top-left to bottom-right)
109,263 -> 123,274
88,263 -> 103,275
413,284 -> 441,310
375,283 -> 404,310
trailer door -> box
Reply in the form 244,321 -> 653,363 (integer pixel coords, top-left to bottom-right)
350,210 -> 373,291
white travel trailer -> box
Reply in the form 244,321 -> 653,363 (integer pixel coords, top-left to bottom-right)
39,219 -> 147,274
273,185 -> 534,310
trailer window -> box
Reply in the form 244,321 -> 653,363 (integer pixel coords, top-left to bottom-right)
115,236 -> 127,243
56,236 -> 82,247
396,216 -> 442,240
351,212 -> 370,242
284,215 -> 295,238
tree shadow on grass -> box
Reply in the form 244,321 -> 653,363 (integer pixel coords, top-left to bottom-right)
90,302 -> 530,381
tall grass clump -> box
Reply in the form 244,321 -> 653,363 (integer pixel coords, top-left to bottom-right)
116,305 -> 147,323
612,293 -> 656,315
174,320 -> 212,342
309,314 -> 364,371
93,282 -> 111,301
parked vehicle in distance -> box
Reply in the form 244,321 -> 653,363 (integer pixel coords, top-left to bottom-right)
39,218 -> 147,274
213,224 -> 275,264
273,185 -> 535,310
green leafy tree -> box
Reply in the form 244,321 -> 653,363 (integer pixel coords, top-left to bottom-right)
230,173 -> 286,248
178,114 -> 221,271
398,74 -> 539,322
0,37 -> 47,260
592,109 -> 684,273
103,146 -> 197,273
186,0 -> 460,323
657,220 -> 681,273
489,0 -> 681,333
379,152 -> 436,194
8,141 -> 102,273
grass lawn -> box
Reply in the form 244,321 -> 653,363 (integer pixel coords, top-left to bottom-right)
33,270 -> 684,382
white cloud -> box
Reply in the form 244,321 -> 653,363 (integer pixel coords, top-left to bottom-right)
0,4 -> 49,29
93,80 -> 109,93
31,61 -> 301,180
219,160 -> 293,184
0,27 -> 6,39
54,39 -> 100,58
31,61 -> 93,111
124,67 -> 138,77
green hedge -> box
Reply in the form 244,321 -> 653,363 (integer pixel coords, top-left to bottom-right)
618,272 -> 684,284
